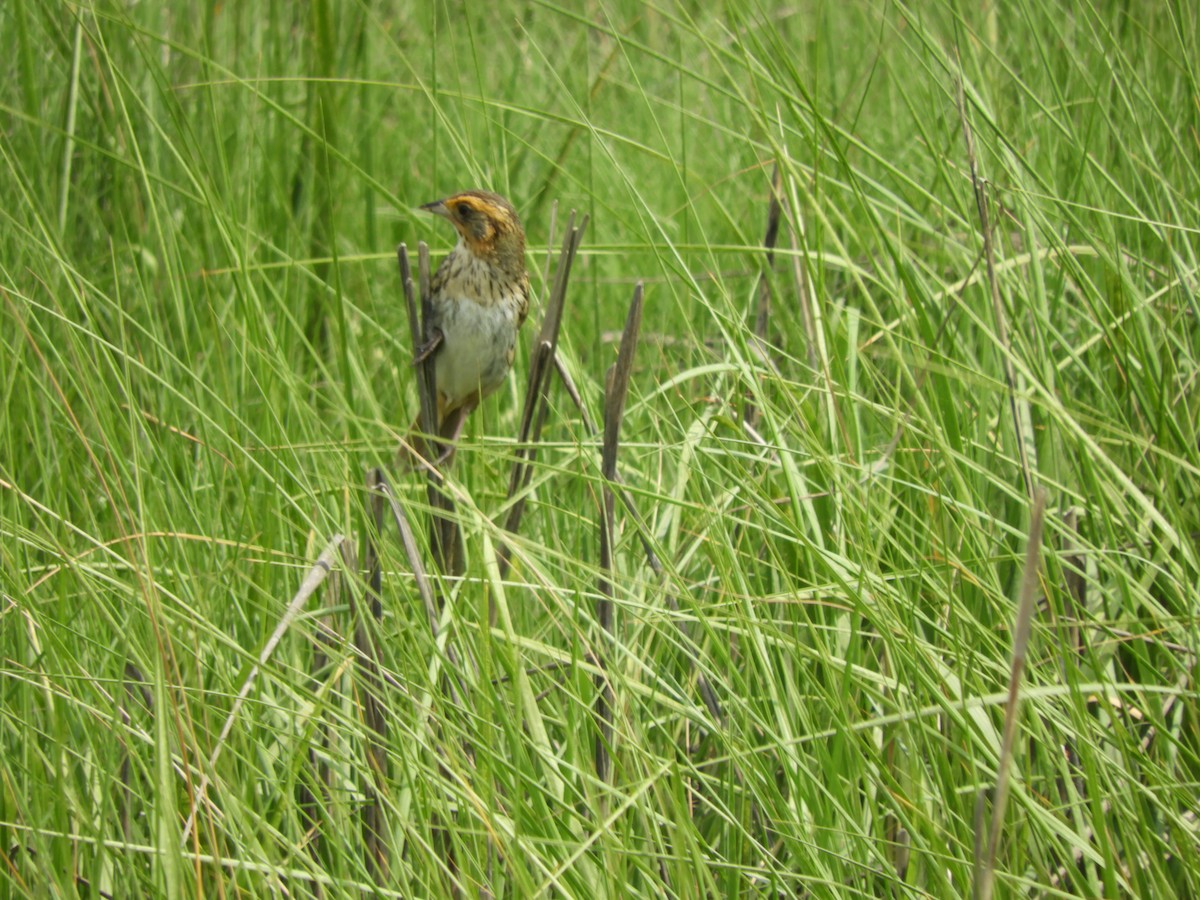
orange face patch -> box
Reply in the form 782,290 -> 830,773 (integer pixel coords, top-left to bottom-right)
441,192 -> 518,253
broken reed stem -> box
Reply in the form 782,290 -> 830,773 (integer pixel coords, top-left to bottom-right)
400,240 -> 461,574
181,534 -> 346,846
975,487 -> 1046,900
955,72 -> 1035,500
417,243 -> 438,453
399,243 -> 437,459
595,492 -> 616,783
423,245 -> 464,574
358,469 -> 389,878
497,212 -> 589,579
506,211 -> 585,495
594,282 -> 644,784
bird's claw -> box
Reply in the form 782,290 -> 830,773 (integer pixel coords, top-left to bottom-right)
413,328 -> 444,365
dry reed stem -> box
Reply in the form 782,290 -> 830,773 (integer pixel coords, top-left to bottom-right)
594,283 -> 644,784
358,470 -> 389,877
497,212 -> 589,579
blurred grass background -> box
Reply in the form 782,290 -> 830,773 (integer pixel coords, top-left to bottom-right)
2,1 -> 1198,896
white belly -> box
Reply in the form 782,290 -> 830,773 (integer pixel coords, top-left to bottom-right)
432,293 -> 520,408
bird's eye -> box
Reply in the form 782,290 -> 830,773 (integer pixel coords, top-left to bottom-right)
454,201 -> 472,217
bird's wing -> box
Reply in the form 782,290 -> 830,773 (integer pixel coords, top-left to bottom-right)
413,260 -> 451,365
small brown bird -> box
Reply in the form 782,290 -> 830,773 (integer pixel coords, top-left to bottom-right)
407,190 -> 530,465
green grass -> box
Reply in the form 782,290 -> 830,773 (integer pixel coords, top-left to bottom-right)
3,1 -> 1199,896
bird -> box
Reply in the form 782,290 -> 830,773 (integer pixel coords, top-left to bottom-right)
404,189 -> 530,467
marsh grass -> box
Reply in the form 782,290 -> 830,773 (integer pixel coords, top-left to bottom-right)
2,2 -> 1198,896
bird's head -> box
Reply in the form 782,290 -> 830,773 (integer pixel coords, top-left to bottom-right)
421,190 -> 525,276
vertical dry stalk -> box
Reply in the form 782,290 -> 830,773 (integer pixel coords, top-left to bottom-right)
399,243 -> 437,454
497,213 -> 589,578
357,469 -> 390,878
399,241 -> 461,574
975,487 -> 1046,900
594,283 -> 644,783
427,245 -> 465,575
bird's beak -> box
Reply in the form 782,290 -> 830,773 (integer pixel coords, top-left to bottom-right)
420,199 -> 450,218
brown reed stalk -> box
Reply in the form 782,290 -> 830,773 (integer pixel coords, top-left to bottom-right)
497,212 -> 589,580
357,470 -> 389,878
594,283 -> 644,783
